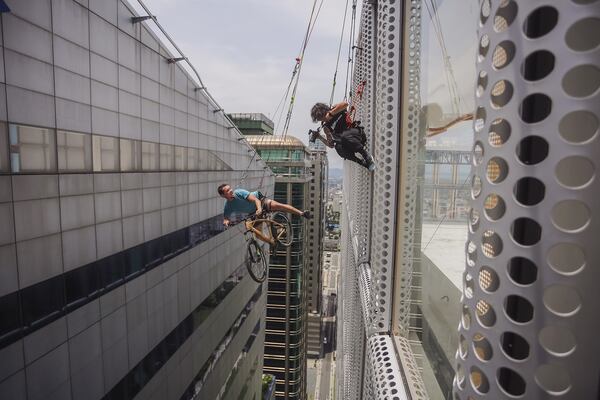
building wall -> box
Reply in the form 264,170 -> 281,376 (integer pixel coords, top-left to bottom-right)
246,140 -> 310,400
305,149 -> 327,358
339,0 -> 600,399
264,179 -> 308,400
0,1 -> 270,400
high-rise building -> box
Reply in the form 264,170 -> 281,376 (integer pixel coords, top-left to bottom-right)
227,113 -> 274,136
245,135 -> 311,400
0,1 -> 269,400
337,1 -> 600,400
305,143 -> 328,358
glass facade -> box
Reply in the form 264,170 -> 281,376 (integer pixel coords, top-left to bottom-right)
180,286 -> 263,400
9,124 -> 57,173
58,131 -> 93,172
1,124 -> 233,175
0,3 -> 271,400
93,135 -> 120,172
0,123 -> 8,172
120,138 -> 142,172
247,139 -> 309,400
407,0 -> 478,398
0,214 -> 225,348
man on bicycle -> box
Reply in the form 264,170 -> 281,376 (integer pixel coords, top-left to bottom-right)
309,101 -> 375,171
218,184 -> 312,227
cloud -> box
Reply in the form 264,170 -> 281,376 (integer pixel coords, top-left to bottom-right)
143,0 -> 353,168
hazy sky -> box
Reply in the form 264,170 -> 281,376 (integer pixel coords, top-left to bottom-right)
141,0 -> 360,169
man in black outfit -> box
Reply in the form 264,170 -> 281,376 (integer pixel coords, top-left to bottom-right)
310,101 -> 375,171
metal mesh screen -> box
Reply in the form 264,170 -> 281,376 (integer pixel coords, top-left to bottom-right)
455,1 -> 600,399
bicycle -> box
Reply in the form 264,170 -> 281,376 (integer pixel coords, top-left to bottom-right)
230,211 -> 293,283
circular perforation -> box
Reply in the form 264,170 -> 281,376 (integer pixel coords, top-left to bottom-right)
457,3 -> 600,399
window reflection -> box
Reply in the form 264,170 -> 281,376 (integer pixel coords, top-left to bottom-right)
181,286 -> 263,400
214,321 -> 261,400
235,356 -> 260,400
92,135 -> 119,172
0,122 -> 10,172
2,214 -> 226,350
187,148 -> 199,170
160,144 -> 174,170
9,124 -> 57,173
58,131 -> 92,172
105,264 -> 259,400
120,139 -> 142,171
141,141 -> 159,171
3,123 -> 232,174
409,0 -> 478,397
175,146 -> 187,171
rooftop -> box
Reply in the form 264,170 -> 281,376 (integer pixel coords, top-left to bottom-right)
227,113 -> 274,129
246,135 -> 306,149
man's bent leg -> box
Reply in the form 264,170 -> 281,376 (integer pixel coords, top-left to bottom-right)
341,129 -> 374,169
345,153 -> 371,168
267,199 -> 303,216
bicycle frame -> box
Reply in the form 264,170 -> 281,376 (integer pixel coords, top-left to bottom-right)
244,216 -> 287,246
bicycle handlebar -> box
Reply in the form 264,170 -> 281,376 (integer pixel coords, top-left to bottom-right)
225,211 -> 268,228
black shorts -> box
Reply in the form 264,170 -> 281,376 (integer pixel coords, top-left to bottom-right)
257,191 -> 271,213
334,128 -> 367,157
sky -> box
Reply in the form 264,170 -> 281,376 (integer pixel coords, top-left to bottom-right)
141,0 -> 360,169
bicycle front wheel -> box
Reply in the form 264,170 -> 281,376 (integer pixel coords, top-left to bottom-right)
245,239 -> 268,283
271,212 -> 293,247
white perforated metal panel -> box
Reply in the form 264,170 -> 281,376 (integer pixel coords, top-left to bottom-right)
339,209 -> 366,400
455,1 -> 600,399
367,335 -> 409,400
338,0 -> 431,399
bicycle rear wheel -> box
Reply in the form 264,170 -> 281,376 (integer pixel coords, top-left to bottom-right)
245,239 -> 268,283
271,212 -> 293,247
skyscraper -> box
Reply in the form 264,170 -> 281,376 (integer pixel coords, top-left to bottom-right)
227,113 -> 274,136
245,135 -> 310,400
0,1 -> 268,399
337,1 -> 600,399
306,143 -> 328,358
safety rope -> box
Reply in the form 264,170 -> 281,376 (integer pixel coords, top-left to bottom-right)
343,0 -> 358,102
329,0 -> 351,106
273,58 -> 301,134
280,0 -> 325,137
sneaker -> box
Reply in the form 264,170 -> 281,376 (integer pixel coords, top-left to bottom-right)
365,153 -> 376,172
309,130 -> 320,143
302,210 -> 313,219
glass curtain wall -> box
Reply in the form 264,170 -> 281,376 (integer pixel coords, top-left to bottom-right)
407,0 -> 478,398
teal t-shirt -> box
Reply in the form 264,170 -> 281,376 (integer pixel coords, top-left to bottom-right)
223,189 -> 260,218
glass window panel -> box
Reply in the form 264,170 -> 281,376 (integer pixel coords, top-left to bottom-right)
174,146 -> 187,171
92,135 -> 119,172
9,124 -> 57,173
291,149 -> 303,160
160,144 -> 174,170
187,148 -> 199,170
57,131 -> 92,172
404,0 -> 479,396
120,138 -> 142,171
0,125 -> 9,173
0,122 -> 9,172
198,149 -> 208,170
209,151 -> 220,170
141,141 -> 159,171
